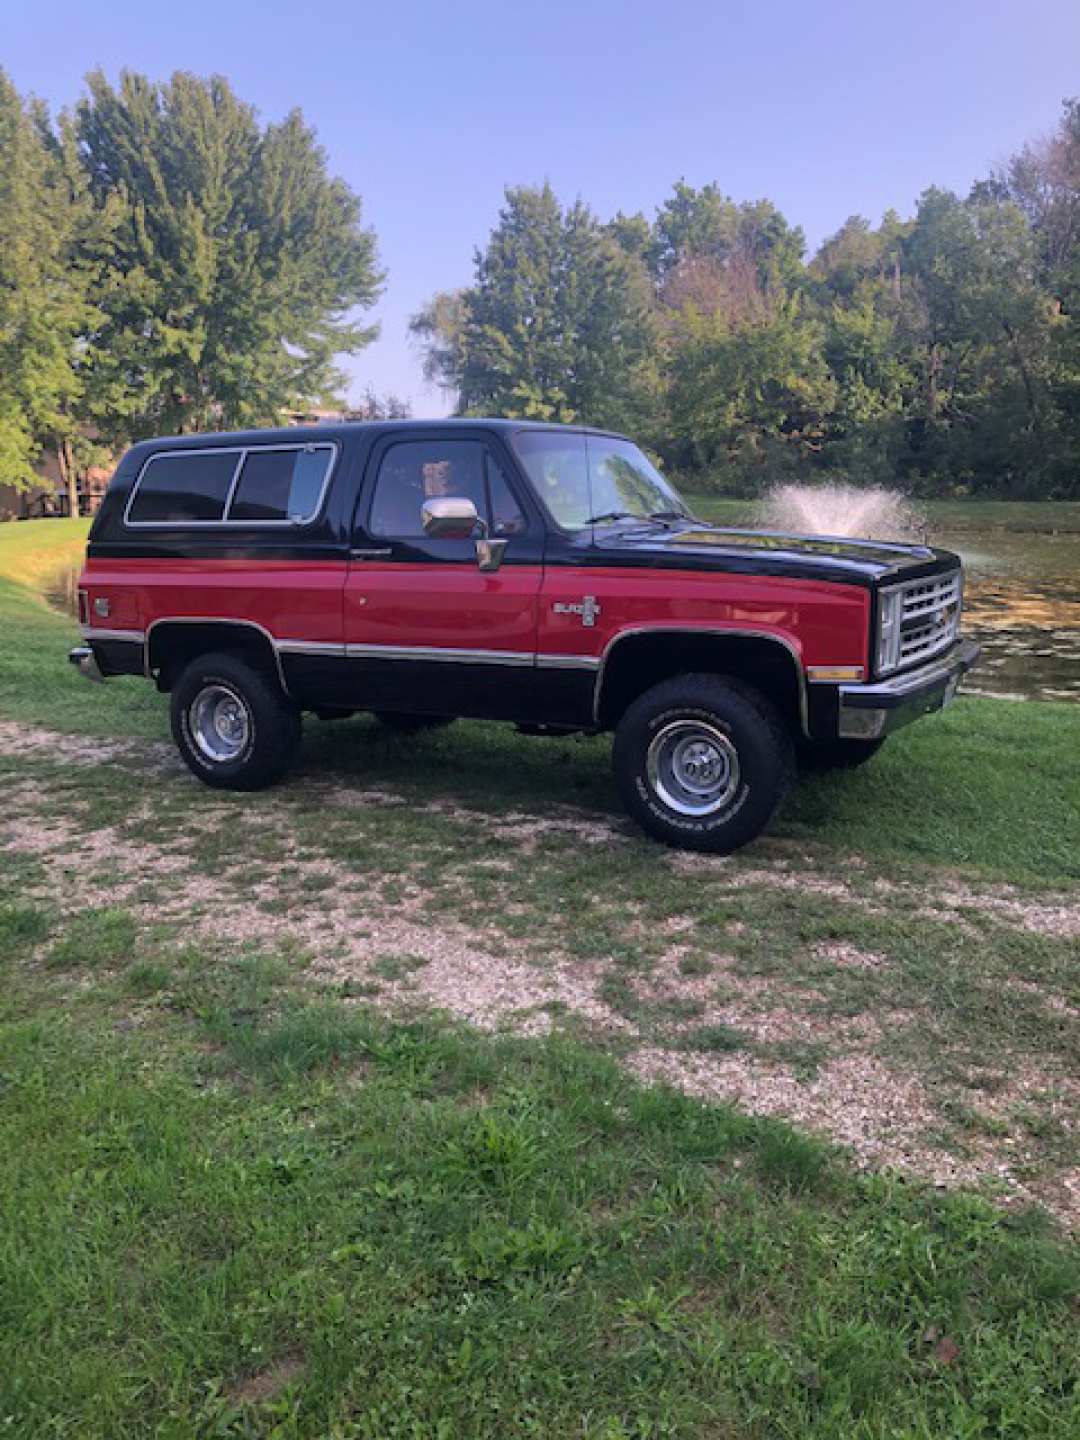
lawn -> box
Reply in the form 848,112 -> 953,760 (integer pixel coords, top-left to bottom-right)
1,518 -> 1078,1437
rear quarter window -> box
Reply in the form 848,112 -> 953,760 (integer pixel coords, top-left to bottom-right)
125,443 -> 335,526
229,446 -> 334,522
127,450 -> 240,524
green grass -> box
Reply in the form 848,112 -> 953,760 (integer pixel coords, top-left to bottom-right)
1,903 -> 1078,1438
0,514 -> 89,588
2,517 -> 1079,1435
0,517 -> 162,735
918,499 -> 1080,533
680,494 -> 757,527
179,693 -> 1080,886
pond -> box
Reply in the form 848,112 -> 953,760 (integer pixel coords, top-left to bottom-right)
937,529 -> 1080,704
45,526 -> 1080,704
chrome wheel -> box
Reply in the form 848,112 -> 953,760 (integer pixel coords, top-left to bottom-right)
189,683 -> 251,764
646,720 -> 740,816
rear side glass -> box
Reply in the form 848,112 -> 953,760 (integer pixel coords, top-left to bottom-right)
230,446 -> 333,522
127,451 -> 239,523
126,444 -> 335,525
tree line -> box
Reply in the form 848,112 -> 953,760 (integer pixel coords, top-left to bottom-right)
414,101 -> 1080,498
0,68 -> 383,510
3,66 -> 1078,505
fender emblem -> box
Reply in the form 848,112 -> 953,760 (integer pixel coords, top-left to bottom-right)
553,595 -> 602,627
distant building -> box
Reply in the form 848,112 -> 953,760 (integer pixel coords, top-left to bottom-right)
0,447 -> 112,521
287,406 -> 351,425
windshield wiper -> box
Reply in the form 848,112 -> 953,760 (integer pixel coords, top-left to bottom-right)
586,510 -> 638,526
586,509 -> 694,528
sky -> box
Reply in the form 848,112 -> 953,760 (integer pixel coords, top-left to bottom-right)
5,0 -> 1079,415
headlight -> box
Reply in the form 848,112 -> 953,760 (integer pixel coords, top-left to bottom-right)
876,588 -> 902,675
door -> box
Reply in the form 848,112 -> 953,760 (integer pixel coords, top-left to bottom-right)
342,434 -> 544,719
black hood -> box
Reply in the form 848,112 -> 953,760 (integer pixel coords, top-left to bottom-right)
573,520 -> 959,588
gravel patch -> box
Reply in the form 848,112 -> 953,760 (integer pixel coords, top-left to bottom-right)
2,719 -> 1077,1226
627,1047 -> 1079,1217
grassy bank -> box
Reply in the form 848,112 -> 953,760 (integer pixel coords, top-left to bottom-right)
0,517 -> 162,736
2,518 -> 1078,1435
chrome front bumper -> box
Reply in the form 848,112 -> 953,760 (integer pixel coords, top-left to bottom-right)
68,645 -> 105,683
837,638 -> 981,739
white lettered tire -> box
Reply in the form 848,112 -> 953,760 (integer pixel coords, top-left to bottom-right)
170,652 -> 301,791
613,674 -> 795,853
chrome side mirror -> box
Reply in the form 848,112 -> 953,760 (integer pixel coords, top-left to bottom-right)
421,495 -> 478,539
421,495 -> 508,573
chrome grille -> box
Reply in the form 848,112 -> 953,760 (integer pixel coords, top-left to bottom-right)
897,570 -> 962,667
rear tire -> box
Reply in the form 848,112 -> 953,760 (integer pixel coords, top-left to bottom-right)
170,651 -> 300,791
613,674 -> 795,853
798,738 -> 886,771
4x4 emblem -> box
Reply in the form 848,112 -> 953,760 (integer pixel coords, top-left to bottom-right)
553,595 -> 602,627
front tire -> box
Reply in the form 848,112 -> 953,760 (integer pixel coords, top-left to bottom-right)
613,675 -> 795,853
171,652 -> 301,791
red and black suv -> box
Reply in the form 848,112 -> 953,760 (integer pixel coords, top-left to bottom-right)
70,420 -> 978,852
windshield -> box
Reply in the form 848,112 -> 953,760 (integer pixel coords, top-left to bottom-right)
511,431 -> 691,531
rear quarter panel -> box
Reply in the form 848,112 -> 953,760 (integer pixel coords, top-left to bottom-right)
79,556 -> 346,645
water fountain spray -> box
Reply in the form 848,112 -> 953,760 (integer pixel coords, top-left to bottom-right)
761,484 -> 927,543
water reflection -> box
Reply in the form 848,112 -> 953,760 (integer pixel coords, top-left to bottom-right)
938,531 -> 1080,703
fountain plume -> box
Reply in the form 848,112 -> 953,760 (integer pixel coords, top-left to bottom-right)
761,483 -> 926,542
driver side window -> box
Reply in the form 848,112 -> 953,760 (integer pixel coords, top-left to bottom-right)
368,440 -> 526,539
369,441 -> 486,538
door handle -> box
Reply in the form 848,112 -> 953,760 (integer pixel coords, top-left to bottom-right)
350,547 -> 393,560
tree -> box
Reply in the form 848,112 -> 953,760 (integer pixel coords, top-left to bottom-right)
976,98 -> 1080,290
649,181 -> 805,292
973,100 -> 1080,494
667,293 -> 834,481
809,213 -> 916,482
902,188 -> 1055,491
346,387 -> 412,421
413,184 -> 660,432
409,289 -> 469,397
820,295 -> 912,482
812,216 -> 886,298
0,70 -> 105,510
457,183 -> 570,420
74,70 -> 383,443
604,210 -> 652,262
